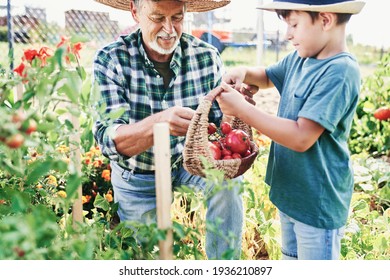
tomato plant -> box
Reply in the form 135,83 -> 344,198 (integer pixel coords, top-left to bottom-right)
349,52 -> 389,156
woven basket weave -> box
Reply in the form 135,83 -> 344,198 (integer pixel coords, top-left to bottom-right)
183,90 -> 259,179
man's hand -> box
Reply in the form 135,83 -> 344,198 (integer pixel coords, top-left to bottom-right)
161,106 -> 195,136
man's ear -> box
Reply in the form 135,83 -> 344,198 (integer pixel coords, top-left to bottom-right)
319,12 -> 336,30
130,1 -> 140,23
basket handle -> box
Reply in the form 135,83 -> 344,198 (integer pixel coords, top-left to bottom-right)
203,85 -> 254,140
204,84 -> 256,106
204,86 -> 224,102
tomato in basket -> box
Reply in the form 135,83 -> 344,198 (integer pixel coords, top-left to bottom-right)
225,129 -> 251,156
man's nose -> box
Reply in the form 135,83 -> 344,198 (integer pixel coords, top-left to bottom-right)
162,19 -> 174,34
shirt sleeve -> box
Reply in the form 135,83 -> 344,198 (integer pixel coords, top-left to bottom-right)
298,63 -> 359,133
265,53 -> 292,94
92,48 -> 130,162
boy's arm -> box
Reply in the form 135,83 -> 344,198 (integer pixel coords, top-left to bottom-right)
244,66 -> 274,90
242,107 -> 325,152
217,83 -> 324,152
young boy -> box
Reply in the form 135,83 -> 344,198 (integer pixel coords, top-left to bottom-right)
215,0 -> 365,259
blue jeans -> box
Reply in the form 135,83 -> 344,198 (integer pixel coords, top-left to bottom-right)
110,162 -> 244,259
279,210 -> 345,260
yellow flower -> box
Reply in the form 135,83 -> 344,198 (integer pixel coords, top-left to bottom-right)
82,195 -> 91,204
90,146 -> 101,156
56,145 -> 70,154
47,175 -> 58,186
57,190 -> 67,198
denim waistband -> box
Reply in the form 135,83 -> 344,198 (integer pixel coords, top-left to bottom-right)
111,161 -> 155,176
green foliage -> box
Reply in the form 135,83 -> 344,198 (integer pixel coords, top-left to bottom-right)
349,52 -> 389,156
0,40 -> 388,261
341,155 -> 390,259
0,26 -> 7,42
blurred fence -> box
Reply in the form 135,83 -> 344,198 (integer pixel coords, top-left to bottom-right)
1,4 -> 134,72
1,3 -> 285,73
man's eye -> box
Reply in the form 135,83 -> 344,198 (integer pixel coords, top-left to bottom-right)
150,17 -> 164,23
172,16 -> 184,22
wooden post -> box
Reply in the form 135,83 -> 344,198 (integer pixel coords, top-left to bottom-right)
14,83 -> 23,103
153,122 -> 173,260
70,113 -> 83,227
256,0 -> 264,65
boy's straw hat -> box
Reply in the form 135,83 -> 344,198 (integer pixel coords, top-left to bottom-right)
258,0 -> 365,14
94,0 -> 231,13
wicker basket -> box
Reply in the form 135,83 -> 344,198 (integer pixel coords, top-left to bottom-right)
183,90 -> 259,179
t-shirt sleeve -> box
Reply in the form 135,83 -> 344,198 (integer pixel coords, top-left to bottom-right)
298,65 -> 358,133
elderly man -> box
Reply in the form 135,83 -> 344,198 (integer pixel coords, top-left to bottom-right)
92,0 -> 243,259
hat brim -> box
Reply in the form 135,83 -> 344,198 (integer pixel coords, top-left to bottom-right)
94,0 -> 231,13
257,1 -> 365,14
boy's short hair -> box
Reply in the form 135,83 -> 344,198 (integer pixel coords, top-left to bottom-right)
276,9 -> 352,24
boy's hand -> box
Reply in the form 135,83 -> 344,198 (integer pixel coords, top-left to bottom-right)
222,67 -> 246,91
216,82 -> 250,117
239,84 -> 257,106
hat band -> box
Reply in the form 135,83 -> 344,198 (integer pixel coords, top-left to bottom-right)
275,0 -> 355,5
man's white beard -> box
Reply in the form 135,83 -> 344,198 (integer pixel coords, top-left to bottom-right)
149,30 -> 179,55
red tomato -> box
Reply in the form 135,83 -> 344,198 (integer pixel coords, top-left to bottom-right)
232,153 -> 242,159
208,141 -> 221,160
221,148 -> 232,157
220,137 -> 227,147
225,129 -> 251,156
23,119 -> 37,135
223,155 -> 233,160
220,121 -> 232,135
373,107 -> 390,121
11,111 -> 26,124
211,140 -> 222,150
6,133 -> 25,149
207,123 -> 217,134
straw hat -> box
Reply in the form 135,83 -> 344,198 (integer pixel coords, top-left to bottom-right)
94,0 -> 231,13
257,0 -> 365,14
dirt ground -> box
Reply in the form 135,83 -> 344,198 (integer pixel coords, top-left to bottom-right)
253,88 -> 280,115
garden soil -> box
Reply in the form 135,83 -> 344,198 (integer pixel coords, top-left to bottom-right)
254,88 -> 280,116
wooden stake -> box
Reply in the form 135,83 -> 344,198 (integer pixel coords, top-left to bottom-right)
153,122 -> 173,260
14,83 -> 23,103
70,113 -> 83,227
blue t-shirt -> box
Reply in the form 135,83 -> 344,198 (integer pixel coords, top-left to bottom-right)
265,51 -> 361,229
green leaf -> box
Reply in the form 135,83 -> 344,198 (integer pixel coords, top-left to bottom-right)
37,122 -> 57,133
59,83 -> 77,103
65,173 -> 82,200
94,193 -> 110,211
54,47 -> 65,68
26,160 -> 54,185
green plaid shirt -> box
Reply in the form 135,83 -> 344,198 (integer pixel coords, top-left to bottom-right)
92,29 -> 224,172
